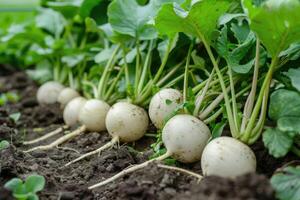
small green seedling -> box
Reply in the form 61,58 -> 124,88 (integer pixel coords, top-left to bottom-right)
0,92 -> 20,106
4,175 -> 45,200
0,140 -> 9,151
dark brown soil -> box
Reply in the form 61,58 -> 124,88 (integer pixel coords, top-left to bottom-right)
0,67 -> 294,200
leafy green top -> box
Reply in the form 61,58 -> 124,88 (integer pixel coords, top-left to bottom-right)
243,0 -> 300,57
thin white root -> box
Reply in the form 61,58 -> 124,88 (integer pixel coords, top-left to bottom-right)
23,125 -> 69,145
24,125 -> 86,153
157,164 -> 203,182
88,152 -> 171,190
57,146 -> 80,154
64,137 -> 119,167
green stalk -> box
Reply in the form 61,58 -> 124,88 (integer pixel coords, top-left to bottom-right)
192,67 -> 227,94
228,66 -> 240,133
137,40 -> 154,94
152,37 -> 174,84
121,45 -> 130,90
241,38 -> 260,132
194,68 -> 215,116
163,73 -> 185,88
68,70 -> 75,89
201,39 -> 238,138
134,40 -> 141,97
203,83 -> 251,124
79,32 -> 88,50
83,81 -> 99,99
156,61 -> 183,87
140,37 -> 174,99
104,67 -> 124,101
183,43 -> 193,104
97,45 -> 120,99
241,57 -> 279,142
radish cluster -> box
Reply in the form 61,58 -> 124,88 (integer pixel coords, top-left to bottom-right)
31,83 -> 258,189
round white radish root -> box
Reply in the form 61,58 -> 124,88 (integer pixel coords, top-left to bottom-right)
201,136 -> 256,178
79,99 -> 110,132
64,101 -> 148,166
162,114 -> 211,163
105,102 -> 149,142
63,97 -> 87,126
57,87 -> 80,108
149,88 -> 182,129
37,81 -> 64,104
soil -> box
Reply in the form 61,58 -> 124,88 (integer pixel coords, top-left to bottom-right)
0,66 -> 296,200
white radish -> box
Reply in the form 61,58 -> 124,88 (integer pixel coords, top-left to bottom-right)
88,114 -> 210,189
162,114 -> 211,163
25,97 -> 86,152
63,97 -> 87,126
201,136 -> 256,178
57,87 -> 80,108
64,102 -> 148,166
78,99 -> 110,132
37,81 -> 64,104
24,87 -> 79,146
24,99 -> 110,153
149,88 -> 182,129
106,102 -> 149,142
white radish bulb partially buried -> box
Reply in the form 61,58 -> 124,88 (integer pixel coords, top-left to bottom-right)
57,87 -> 80,108
201,136 -> 256,178
79,99 -> 110,132
63,97 -> 87,126
162,114 -> 211,163
105,102 -> 149,142
37,81 -> 64,104
149,88 -> 182,129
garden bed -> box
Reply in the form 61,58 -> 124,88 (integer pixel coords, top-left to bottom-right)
1,66 -> 296,200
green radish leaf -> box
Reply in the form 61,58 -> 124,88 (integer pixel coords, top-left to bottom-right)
280,43 -> 300,61
230,22 -> 250,44
278,117 -> 300,133
94,46 -> 116,64
1,24 -> 25,42
218,13 -> 247,27
271,166 -> 300,200
216,24 -> 257,74
62,54 -> 85,68
157,34 -> 178,62
269,89 -> 300,121
108,0 -> 184,40
85,17 -> 99,33
4,178 -> 23,192
284,68 -> 300,92
155,0 -> 231,44
9,112 -> 21,123
46,0 -> 102,18
26,60 -> 53,84
0,140 -> 10,150
35,8 -> 66,38
263,128 -> 296,158
28,194 -> 39,200
242,0 -> 300,57
210,122 -> 226,140
46,0 -> 82,18
79,0 -> 103,18
25,175 -> 46,193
